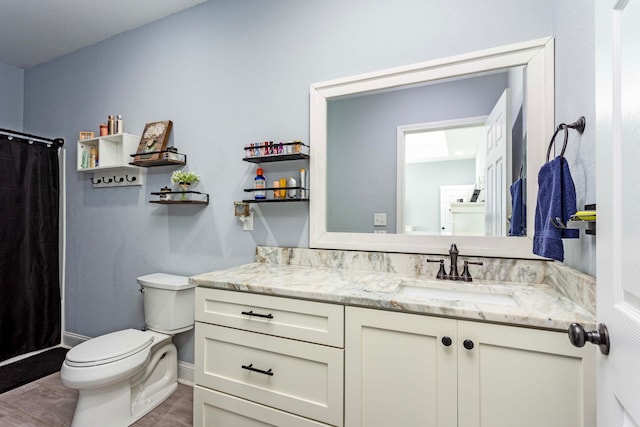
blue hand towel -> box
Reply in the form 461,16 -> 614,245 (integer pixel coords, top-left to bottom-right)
533,156 -> 579,261
509,178 -> 525,236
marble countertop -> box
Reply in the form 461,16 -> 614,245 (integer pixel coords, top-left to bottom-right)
190,262 -> 596,331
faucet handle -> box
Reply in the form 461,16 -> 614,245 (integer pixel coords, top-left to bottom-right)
427,259 -> 447,280
461,260 -> 484,282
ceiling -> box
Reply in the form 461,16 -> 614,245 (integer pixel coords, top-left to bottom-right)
405,126 -> 483,164
0,0 -> 207,69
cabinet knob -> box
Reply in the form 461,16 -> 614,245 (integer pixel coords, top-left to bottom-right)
568,323 -> 610,355
441,336 -> 452,347
463,339 -> 474,350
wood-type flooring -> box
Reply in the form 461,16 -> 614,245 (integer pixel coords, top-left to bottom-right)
0,373 -> 193,426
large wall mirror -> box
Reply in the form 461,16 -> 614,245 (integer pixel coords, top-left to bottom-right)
309,37 -> 554,258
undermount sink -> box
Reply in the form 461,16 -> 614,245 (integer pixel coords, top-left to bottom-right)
397,282 -> 519,307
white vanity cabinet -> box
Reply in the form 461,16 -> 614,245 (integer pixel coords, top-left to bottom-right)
345,307 -> 596,427
194,288 -> 344,427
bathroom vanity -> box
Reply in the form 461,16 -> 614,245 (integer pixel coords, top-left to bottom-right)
191,246 -> 596,427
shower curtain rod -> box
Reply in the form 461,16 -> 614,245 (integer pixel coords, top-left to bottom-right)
0,128 -> 64,147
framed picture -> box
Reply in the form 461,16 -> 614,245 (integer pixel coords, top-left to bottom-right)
79,131 -> 94,140
135,120 -> 173,161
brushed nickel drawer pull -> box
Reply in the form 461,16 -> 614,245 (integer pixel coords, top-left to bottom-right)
241,363 -> 274,376
241,310 -> 274,319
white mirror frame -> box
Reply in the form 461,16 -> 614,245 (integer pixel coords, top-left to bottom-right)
309,37 -> 554,258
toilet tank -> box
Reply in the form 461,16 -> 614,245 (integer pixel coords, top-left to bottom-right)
137,273 -> 195,334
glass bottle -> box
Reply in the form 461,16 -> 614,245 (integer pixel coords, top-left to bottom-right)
254,168 -> 266,200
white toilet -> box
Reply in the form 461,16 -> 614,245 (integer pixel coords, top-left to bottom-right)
60,273 -> 195,427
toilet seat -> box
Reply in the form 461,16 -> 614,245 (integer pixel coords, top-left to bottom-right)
66,329 -> 154,367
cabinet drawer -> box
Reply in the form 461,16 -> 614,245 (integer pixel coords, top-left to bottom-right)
195,322 -> 344,426
196,288 -> 344,347
194,386 -> 333,427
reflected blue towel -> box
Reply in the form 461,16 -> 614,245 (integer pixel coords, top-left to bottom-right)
509,178 -> 525,236
533,156 -> 579,261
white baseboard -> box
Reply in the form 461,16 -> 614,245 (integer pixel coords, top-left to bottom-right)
63,331 -> 194,385
63,331 -> 90,348
178,361 -> 194,386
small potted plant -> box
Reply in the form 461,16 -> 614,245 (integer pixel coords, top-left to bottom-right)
171,170 -> 200,200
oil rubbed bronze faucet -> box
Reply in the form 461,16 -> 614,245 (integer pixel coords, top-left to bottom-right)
448,243 -> 460,279
427,244 -> 483,282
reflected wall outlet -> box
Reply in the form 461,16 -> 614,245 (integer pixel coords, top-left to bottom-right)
374,213 -> 387,226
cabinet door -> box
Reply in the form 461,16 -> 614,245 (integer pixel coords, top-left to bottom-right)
457,321 -> 596,427
345,307 -> 457,427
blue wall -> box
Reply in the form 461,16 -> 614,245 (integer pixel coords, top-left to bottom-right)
0,61 -> 23,130
19,0 -> 595,363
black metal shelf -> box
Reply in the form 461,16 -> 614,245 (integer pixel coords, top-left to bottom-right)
243,186 -> 306,192
243,153 -> 309,163
243,186 -> 308,203
242,198 -> 309,203
149,190 -> 209,205
240,141 -> 309,205
150,200 -> 208,205
243,141 -> 309,163
130,149 -> 187,167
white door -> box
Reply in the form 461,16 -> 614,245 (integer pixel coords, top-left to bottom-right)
596,1 -> 640,425
484,89 -> 511,237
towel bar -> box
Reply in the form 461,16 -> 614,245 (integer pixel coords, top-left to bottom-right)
546,116 -> 586,162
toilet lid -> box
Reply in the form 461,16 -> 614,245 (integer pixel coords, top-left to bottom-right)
66,329 -> 154,367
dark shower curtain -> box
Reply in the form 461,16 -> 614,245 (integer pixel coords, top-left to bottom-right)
0,134 -> 61,362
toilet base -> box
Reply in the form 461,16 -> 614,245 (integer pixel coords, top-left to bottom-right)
69,340 -> 178,427
130,341 -> 179,421
71,381 -> 137,427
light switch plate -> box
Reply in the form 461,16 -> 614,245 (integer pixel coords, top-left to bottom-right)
374,213 -> 387,226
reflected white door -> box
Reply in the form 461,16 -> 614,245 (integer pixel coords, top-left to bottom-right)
596,1 -> 640,425
484,89 -> 511,236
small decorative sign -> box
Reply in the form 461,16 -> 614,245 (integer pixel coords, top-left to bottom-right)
134,120 -> 173,161
79,131 -> 94,140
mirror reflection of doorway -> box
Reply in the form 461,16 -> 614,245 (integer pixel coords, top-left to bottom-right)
398,89 -> 514,237
397,117 -> 485,235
